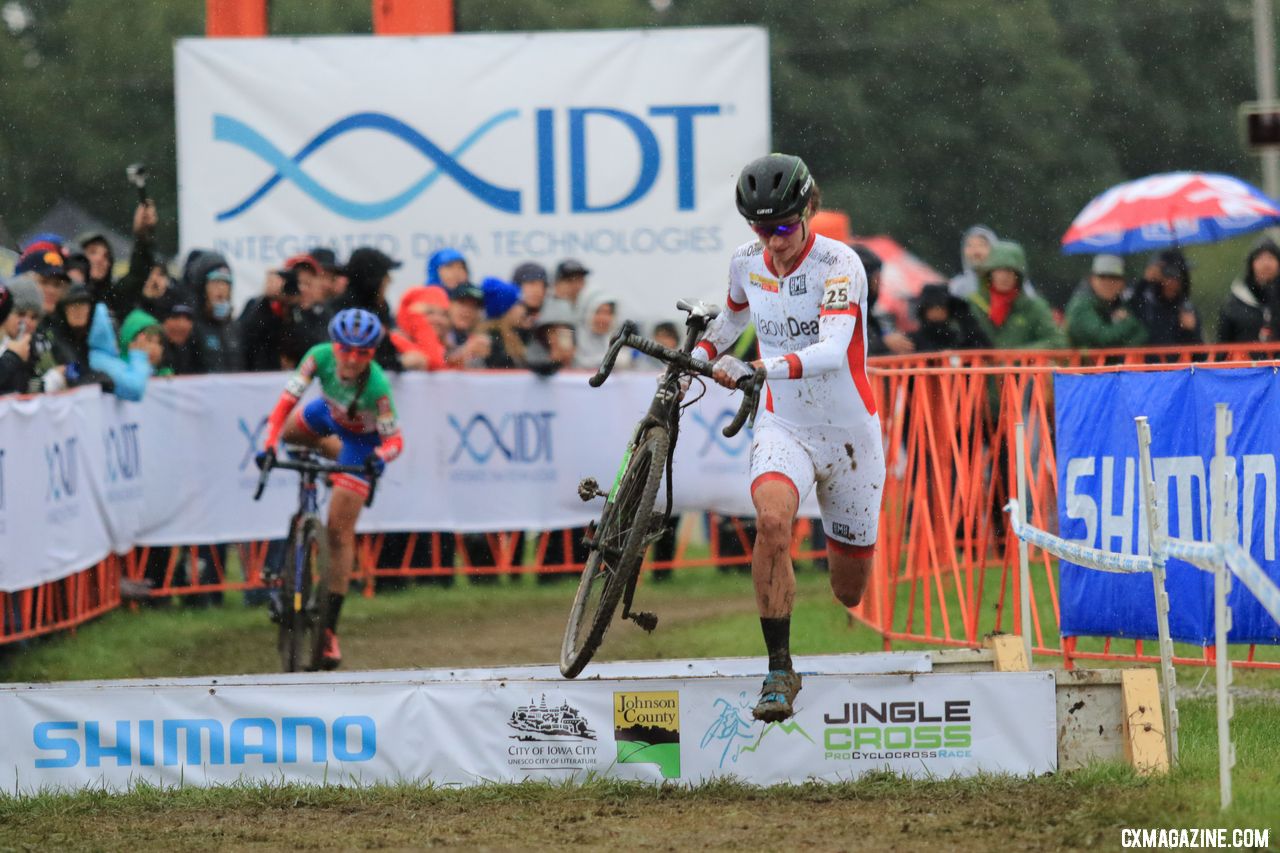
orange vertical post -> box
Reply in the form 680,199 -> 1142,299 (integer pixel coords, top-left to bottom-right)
206,0 -> 268,37
373,0 -> 455,34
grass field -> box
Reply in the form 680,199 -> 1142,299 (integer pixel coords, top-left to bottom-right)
1,566 -> 1277,851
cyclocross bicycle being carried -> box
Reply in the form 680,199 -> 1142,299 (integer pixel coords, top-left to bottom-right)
253,448 -> 380,672
558,298 -> 763,679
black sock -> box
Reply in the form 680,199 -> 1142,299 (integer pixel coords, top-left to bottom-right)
760,617 -> 792,672
324,592 -> 345,632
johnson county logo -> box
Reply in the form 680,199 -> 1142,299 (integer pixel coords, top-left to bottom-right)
699,692 -> 814,769
215,105 -> 721,221
613,691 -> 680,779
505,694 -> 599,772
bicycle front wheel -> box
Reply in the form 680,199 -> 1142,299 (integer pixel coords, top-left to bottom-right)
278,517 -> 327,673
560,426 -> 668,678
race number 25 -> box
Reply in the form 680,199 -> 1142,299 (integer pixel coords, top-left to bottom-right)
823,276 -> 850,310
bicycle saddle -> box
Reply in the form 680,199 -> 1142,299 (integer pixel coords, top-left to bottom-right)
676,298 -> 721,321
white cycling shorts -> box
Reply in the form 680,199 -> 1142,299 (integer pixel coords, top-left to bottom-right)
748,410 -> 885,550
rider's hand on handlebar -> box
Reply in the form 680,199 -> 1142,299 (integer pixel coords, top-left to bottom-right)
255,447 -> 277,470
365,452 -> 386,478
711,355 -> 754,389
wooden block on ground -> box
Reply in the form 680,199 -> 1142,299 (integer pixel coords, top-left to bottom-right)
1120,668 -> 1169,775
983,634 -> 1029,672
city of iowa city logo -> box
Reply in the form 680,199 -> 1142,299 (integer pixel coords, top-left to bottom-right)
613,691 -> 680,778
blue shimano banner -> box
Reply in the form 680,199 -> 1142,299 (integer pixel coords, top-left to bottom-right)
1055,368 -> 1280,645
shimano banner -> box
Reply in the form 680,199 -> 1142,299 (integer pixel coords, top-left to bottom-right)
0,660 -> 1056,792
1055,368 -> 1280,645
0,371 -> 826,592
175,29 -> 770,319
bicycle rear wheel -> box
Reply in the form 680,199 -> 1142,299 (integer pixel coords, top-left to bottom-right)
278,517 -> 327,672
560,426 -> 668,678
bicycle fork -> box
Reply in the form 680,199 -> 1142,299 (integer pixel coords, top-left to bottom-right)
577,434 -> 661,634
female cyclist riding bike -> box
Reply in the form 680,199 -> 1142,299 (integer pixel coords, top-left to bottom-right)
257,307 -> 403,669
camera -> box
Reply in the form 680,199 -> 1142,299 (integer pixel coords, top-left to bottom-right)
126,163 -> 148,202
279,267 -> 300,297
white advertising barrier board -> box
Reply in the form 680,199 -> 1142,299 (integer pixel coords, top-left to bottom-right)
0,658 -> 1057,793
0,386 -> 113,591
175,29 -> 770,322
0,370 -> 835,590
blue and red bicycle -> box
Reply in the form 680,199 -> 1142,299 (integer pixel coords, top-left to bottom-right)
254,448 -> 379,672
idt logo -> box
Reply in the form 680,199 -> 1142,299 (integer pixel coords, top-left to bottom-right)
215,105 -> 721,221
104,423 -> 142,484
691,409 -> 752,458
448,412 -> 556,465
238,416 -> 268,471
45,437 -> 79,503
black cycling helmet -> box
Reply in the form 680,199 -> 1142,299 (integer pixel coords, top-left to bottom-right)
735,153 -> 814,222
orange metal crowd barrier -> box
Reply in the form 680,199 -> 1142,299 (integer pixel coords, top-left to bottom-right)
856,342 -> 1280,671
4,341 -> 1280,672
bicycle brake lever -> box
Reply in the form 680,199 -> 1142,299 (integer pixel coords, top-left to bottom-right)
252,450 -> 275,500
589,321 -> 639,388
722,370 -> 764,438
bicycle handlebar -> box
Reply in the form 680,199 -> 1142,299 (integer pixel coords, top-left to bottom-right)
253,451 -> 381,507
589,321 -> 764,437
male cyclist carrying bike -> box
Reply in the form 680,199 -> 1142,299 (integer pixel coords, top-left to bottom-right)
695,154 -> 885,722
258,307 -> 403,668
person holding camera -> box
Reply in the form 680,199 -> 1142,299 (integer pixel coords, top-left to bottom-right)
0,275 -> 45,396
278,254 -> 333,369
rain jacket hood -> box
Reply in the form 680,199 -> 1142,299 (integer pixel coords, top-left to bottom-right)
426,248 -> 467,286
977,241 -> 1027,291
1243,238 -> 1280,297
117,308 -> 161,352
572,290 -> 619,370
948,225 -> 999,299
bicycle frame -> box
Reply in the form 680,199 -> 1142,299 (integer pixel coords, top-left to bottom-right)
289,469 -> 322,614
593,311 -> 763,510
253,450 -> 381,613
587,305 -> 764,619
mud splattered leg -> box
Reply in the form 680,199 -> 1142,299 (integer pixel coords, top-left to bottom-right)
750,479 -> 799,617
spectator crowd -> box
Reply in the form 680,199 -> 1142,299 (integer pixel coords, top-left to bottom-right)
0,203 -> 620,396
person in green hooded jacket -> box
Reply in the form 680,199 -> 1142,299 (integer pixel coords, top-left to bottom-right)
968,241 -> 1065,350
86,304 -> 164,401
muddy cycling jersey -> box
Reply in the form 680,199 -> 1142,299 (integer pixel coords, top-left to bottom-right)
696,230 -> 883,548
264,343 -> 403,464
285,344 -> 397,435
697,231 -> 876,428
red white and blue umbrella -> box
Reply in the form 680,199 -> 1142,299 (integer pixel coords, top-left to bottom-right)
1061,172 -> 1280,255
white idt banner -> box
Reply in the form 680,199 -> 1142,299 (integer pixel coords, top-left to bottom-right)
175,29 -> 771,322
0,370 -> 836,591
0,387 -> 113,592
0,665 -> 1056,792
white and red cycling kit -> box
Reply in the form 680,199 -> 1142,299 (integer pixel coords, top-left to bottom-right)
696,231 -> 885,552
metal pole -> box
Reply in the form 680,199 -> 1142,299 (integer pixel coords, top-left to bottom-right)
1212,403 -> 1235,810
1136,417 -> 1178,767
1255,0 -> 1280,199
1015,422 -> 1033,666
